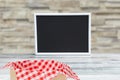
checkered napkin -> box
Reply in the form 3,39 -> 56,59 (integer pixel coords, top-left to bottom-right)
3,60 -> 80,80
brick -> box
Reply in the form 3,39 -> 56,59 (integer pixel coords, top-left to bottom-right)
106,0 -> 120,2
94,10 -> 120,14
96,45 -> 112,50
91,37 -> 96,47
99,0 -> 107,2
27,0 -> 49,9
5,0 -> 26,3
2,47 -> 34,54
27,0 -> 50,3
95,25 -> 117,30
0,23 -> 14,28
92,49 -> 119,53
0,13 -> 2,18
0,21 -> 34,36
0,21 -> 31,32
0,21 -> 8,28
19,45 -> 34,49
27,3 -> 49,9
0,46 -> 3,52
96,37 -> 113,44
58,9 -> 82,13
0,2 -> 4,7
5,0 -> 26,7
80,0 -> 99,8
0,36 -> 3,42
106,20 -> 120,26
3,42 -> 34,47
0,27 -> 15,32
15,27 -> 34,36
92,16 -> 105,26
97,31 -> 117,37
2,37 -> 34,42
92,32 -> 98,38
5,3 -> 25,7
27,10 -> 58,22
49,0 -> 80,10
2,9 -> 29,19
15,25 -> 34,32
91,32 -> 97,43
105,3 -> 120,8
91,27 -> 97,31
117,30 -> 120,39
0,31 -> 34,37
96,15 -> 120,20
0,20 -> 16,31
1,41 -> 34,54
111,42 -> 120,49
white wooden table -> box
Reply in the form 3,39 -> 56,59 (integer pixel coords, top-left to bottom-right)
0,53 -> 120,80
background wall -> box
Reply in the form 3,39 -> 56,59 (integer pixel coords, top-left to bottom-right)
0,0 -> 120,54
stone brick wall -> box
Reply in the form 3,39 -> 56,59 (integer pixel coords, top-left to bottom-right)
0,0 -> 120,54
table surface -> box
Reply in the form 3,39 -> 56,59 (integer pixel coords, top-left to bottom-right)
0,53 -> 120,80
0,75 -> 120,80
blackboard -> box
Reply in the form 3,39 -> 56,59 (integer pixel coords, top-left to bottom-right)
34,13 -> 91,54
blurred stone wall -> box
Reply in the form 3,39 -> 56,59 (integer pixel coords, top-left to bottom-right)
0,0 -> 120,54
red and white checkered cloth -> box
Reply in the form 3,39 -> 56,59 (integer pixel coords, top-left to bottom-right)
3,60 -> 80,80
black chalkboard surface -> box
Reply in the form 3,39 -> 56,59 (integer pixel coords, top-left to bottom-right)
34,13 -> 91,54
